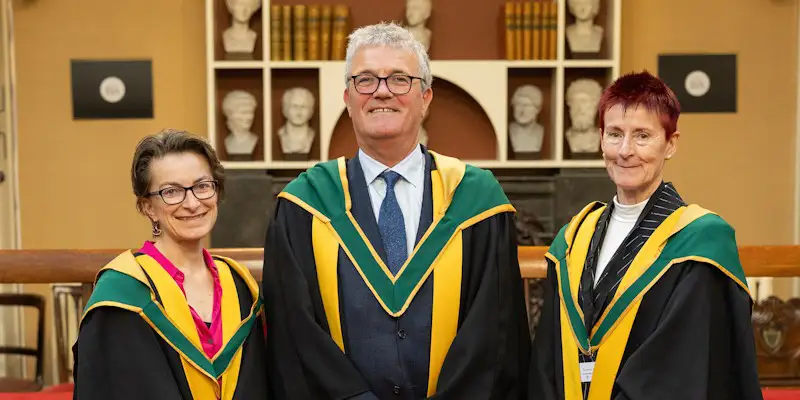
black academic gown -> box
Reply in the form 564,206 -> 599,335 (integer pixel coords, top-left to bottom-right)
72,258 -> 269,400
529,184 -> 763,400
530,258 -> 763,400
262,146 -> 530,399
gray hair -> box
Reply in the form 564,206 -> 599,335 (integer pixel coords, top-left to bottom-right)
344,22 -> 432,91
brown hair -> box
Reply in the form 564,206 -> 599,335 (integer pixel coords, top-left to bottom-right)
131,128 -> 225,214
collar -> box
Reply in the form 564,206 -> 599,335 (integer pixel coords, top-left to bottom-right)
138,241 -> 218,282
358,144 -> 425,189
611,195 -> 648,223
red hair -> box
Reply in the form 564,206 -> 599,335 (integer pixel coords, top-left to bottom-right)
597,70 -> 681,138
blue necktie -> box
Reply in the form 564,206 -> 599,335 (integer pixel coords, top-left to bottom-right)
378,170 -> 407,274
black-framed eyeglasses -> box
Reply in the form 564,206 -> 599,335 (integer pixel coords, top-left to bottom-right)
145,180 -> 218,205
350,73 -> 423,95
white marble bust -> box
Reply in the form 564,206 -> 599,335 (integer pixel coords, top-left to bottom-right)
565,79 -> 603,153
223,0 -> 262,54
222,90 -> 259,156
566,0 -> 603,54
405,0 -> 432,51
509,85 -> 544,153
278,87 -> 315,154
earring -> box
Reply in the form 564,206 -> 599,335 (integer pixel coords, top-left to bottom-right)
152,220 -> 162,237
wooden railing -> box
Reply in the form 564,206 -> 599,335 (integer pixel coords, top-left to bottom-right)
1,245 -> 799,284
3,245 -> 800,387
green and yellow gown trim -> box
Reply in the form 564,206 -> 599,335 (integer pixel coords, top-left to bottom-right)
546,201 -> 751,400
277,150 -> 515,396
81,251 -> 263,400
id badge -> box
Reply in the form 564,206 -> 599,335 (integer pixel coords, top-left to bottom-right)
579,361 -> 595,383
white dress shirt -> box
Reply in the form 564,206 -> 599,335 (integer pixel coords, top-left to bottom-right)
358,146 -> 425,257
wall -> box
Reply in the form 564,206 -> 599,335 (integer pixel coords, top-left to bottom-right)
8,0 -> 798,385
13,0 -> 206,384
620,0 -> 798,297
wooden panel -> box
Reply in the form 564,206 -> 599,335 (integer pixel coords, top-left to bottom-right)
1,245 -> 799,284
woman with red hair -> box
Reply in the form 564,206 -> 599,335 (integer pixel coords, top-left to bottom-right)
529,71 -> 762,399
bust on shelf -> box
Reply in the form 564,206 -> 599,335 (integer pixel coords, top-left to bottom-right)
222,90 -> 259,159
278,87 -> 315,161
509,85 -> 545,159
565,78 -> 603,157
405,0 -> 432,51
223,0 -> 262,55
566,0 -> 603,55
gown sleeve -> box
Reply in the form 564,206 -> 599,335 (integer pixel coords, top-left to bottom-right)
612,260 -> 762,400
431,211 -> 532,399
527,258 -> 562,400
261,198 -> 377,400
72,306 -> 186,400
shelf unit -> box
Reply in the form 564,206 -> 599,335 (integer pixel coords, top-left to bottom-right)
205,0 -> 622,170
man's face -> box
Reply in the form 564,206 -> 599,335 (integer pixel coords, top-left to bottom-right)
513,97 -> 539,124
285,93 -> 312,126
228,105 -> 254,131
343,45 -> 432,146
569,93 -> 597,130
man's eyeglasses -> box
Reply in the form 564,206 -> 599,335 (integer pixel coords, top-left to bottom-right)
145,180 -> 218,205
350,73 -> 422,95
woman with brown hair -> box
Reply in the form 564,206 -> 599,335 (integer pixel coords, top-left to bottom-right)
72,128 -> 268,400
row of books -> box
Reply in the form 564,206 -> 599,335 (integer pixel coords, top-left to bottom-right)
269,4 -> 350,61
505,0 -> 558,60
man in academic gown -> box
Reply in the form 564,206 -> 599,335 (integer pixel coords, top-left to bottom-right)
528,71 -> 763,399
261,22 -> 530,399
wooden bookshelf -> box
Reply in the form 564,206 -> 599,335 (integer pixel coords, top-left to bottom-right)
205,0 -> 622,169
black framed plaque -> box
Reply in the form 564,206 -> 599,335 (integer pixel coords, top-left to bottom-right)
70,59 -> 153,119
657,53 -> 737,113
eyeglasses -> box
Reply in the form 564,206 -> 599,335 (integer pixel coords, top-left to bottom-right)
350,73 -> 422,95
145,180 -> 218,205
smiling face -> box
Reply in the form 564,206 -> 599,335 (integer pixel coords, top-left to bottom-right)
140,152 -> 219,244
601,104 -> 679,203
343,45 -> 432,150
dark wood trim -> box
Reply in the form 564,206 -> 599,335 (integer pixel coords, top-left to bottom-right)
0,245 -> 796,284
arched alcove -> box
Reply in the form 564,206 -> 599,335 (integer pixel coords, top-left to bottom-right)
327,76 -> 498,160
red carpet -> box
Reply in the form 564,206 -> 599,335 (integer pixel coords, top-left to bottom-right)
0,386 -> 797,399
762,388 -> 800,400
